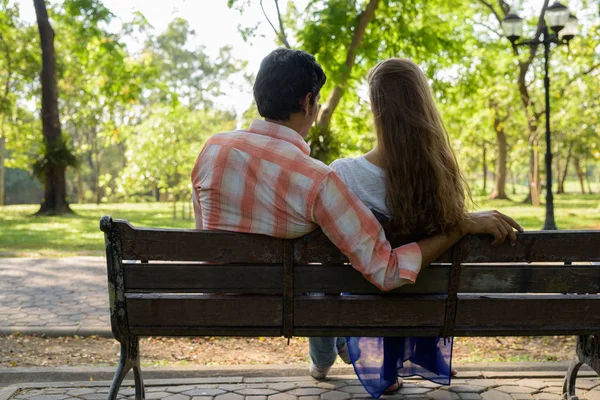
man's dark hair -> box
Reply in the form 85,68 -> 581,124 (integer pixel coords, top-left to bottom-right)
253,48 -> 326,121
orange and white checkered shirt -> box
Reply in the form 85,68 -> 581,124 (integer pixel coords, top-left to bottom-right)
191,119 -> 422,291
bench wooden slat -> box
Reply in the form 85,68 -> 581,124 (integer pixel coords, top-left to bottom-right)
129,327 -> 283,337
124,263 -> 283,294
116,220 -> 284,263
294,263 -> 600,294
294,230 -> 600,264
126,294 -> 282,327
293,295 -> 446,327
455,294 -> 600,332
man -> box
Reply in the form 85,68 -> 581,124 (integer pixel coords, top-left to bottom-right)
191,48 -> 522,378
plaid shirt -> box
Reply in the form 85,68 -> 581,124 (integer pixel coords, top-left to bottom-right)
191,119 -> 422,291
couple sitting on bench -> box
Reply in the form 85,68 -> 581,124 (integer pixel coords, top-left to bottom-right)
191,48 -> 522,398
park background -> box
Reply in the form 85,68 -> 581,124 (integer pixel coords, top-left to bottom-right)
0,0 -> 599,369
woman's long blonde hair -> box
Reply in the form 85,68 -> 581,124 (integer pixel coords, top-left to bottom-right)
368,58 -> 469,235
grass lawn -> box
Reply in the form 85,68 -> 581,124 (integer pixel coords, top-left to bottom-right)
1,193 -> 599,257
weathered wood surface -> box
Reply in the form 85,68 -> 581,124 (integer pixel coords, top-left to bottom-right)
124,264 -> 283,294
126,294 -> 283,327
294,295 -> 446,327
455,295 -> 600,334
114,220 -> 284,263
108,218 -> 600,264
294,229 -> 600,264
294,263 -> 600,294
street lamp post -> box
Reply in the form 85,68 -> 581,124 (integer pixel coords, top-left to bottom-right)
501,1 -> 578,231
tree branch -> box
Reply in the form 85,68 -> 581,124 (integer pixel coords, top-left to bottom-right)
274,0 -> 291,49
477,0 -> 502,25
260,0 -> 291,49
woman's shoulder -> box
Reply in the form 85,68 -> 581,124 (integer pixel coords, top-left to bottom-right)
329,156 -> 361,172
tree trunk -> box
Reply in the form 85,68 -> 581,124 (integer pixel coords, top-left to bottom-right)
482,144 -> 488,195
525,143 -> 541,206
574,157 -> 586,195
0,136 -> 5,206
489,122 -> 509,200
557,141 -> 573,194
76,168 -> 83,203
315,0 -> 379,129
510,169 -> 517,195
33,0 -> 72,215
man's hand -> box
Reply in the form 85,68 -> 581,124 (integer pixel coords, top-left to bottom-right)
462,210 -> 524,247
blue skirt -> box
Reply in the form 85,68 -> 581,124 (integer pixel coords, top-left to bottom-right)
346,336 -> 453,398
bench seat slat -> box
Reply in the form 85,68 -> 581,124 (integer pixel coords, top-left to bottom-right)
294,295 -> 446,327
456,294 -> 600,332
126,294 -> 282,327
128,327 -> 283,336
124,263 -> 283,294
294,264 -> 600,294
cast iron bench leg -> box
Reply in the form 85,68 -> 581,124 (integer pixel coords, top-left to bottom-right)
107,336 -> 144,400
563,335 -> 600,400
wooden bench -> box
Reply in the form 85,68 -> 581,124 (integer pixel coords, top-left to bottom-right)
100,215 -> 600,400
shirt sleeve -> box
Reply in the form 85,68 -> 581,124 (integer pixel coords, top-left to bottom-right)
308,171 -> 423,291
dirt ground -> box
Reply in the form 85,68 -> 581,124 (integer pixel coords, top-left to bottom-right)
0,334 -> 576,368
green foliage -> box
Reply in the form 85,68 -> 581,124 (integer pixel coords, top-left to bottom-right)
117,106 -> 237,200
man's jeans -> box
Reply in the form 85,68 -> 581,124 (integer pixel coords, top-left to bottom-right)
309,337 -> 347,368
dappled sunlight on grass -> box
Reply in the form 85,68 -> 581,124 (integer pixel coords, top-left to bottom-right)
1,194 -> 599,256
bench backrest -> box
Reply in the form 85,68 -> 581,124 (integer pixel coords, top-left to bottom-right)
100,216 -> 600,341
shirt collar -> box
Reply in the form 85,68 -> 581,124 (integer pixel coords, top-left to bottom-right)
248,119 -> 311,156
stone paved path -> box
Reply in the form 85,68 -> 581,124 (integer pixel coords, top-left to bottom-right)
0,257 -> 110,336
3,375 -> 600,400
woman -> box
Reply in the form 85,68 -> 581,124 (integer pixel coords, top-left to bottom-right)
331,58 -> 466,397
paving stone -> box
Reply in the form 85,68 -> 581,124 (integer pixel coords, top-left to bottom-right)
289,389 -> 328,396
144,392 -> 172,399
214,395 -> 243,400
268,384 -> 298,392
167,386 -> 199,394
190,397 -> 214,400
320,391 -> 351,400
419,381 -> 443,389
481,390 -> 512,400
246,397 -> 267,400
66,389 -> 96,396
541,382 -> 563,388
577,381 -> 600,390
80,395 -> 110,400
540,387 -> 562,394
148,388 -> 171,393
514,381 -> 548,390
235,389 -> 278,396
314,382 -> 346,391
163,394 -> 192,400
118,389 -> 136,396
428,391 -> 460,400
183,390 -> 226,397
398,387 -> 433,395
509,395 -> 533,400
298,397 -> 320,400
585,390 -> 600,400
466,381 -> 499,389
459,394 -> 483,400
218,385 -> 247,391
496,387 -> 536,395
448,386 -> 486,394
335,387 -> 367,395
27,396 -> 70,400
532,394 -> 561,400
268,394 -> 298,400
